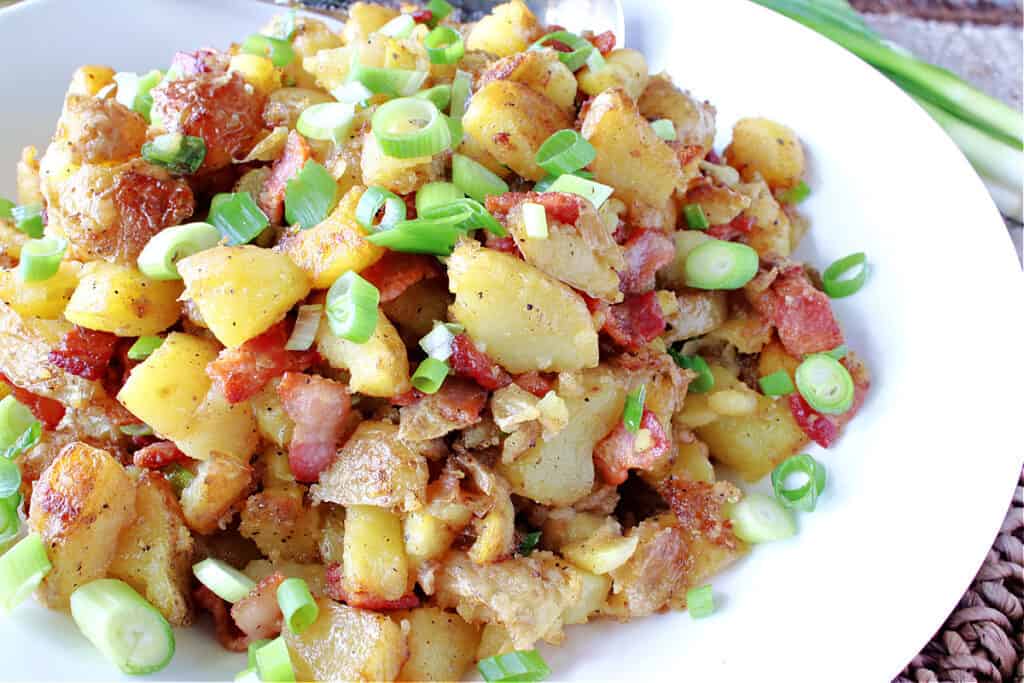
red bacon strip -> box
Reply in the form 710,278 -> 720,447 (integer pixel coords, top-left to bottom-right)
707,214 -> 755,242
230,572 -> 285,643
485,192 -> 582,226
602,291 -> 666,350
193,585 -> 248,652
588,30 -> 616,55
513,371 -> 555,398
485,233 -> 522,257
593,410 -> 669,485
0,374 -> 64,430
258,130 -> 311,224
325,563 -> 420,610
450,334 -> 512,391
412,8 -> 432,23
751,267 -> 844,357
619,229 -> 675,295
360,252 -> 442,303
277,372 -> 350,483
132,441 -> 190,470
788,355 -> 870,448
207,321 -> 319,404
47,326 -> 119,381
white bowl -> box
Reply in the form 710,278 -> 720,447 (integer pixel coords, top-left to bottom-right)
0,0 -> 1021,680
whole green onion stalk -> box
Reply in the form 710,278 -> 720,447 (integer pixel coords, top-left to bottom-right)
752,0 -> 1023,222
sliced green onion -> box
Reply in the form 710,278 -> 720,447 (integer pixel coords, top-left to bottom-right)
241,34 -> 295,67
209,192 -> 269,245
518,530 -> 541,557
165,464 -> 195,496
415,84 -> 452,111
0,198 -> 14,222
0,458 -> 20,500
248,639 -> 272,669
779,180 -> 810,204
670,352 -> 714,394
522,202 -> 548,239
115,70 -> 163,122
350,49 -> 428,98
533,170 -> 593,193
452,154 -> 509,203
759,370 -> 795,397
119,423 -> 153,437
331,81 -> 374,107
0,495 -> 21,547
771,453 -> 827,512
684,240 -> 759,290
141,133 -> 206,175
277,577 -> 318,634
137,221 -> 222,279
296,102 -> 356,143
822,251 -> 868,298
444,113 -> 464,147
823,344 -> 848,360
365,218 -> 464,255
378,14 -> 415,38
535,129 -> 596,176
686,584 -> 715,618
235,667 -> 262,683
0,396 -> 36,449
478,650 -> 550,683
683,203 -> 709,230
285,305 -> 323,352
11,203 -> 43,238
269,10 -> 296,40
356,186 -> 406,232
794,354 -> 854,415
254,636 -> 295,683
70,578 -> 174,674
418,322 -> 460,361
421,197 -> 506,236
449,70 -> 472,119
192,558 -> 255,603
326,271 -> 380,343
285,160 -> 339,230
0,420 -> 39,461
372,97 -> 451,159
651,119 -> 677,141
425,26 -> 465,65
412,358 -> 449,394
623,384 -> 646,433
727,492 -> 797,543
416,182 -> 463,215
547,174 -> 613,209
426,0 -> 454,25
127,336 -> 164,361
18,237 -> 66,283
0,534 -> 51,615
530,31 -> 597,71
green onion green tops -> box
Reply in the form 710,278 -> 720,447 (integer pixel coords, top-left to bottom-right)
0,495 -> 21,547
378,14 -> 416,39
254,636 -> 295,683
518,530 -> 541,556
141,133 -> 207,175
127,336 -> 164,361
372,97 -> 451,159
209,192 -> 269,245
478,649 -> 551,683
0,458 -> 20,501
357,186 -> 407,232
0,534 -> 51,616
669,352 -> 714,394
416,182 -> 463,216
0,395 -> 37,450
795,354 -> 854,415
18,237 -> 66,283
137,222 -> 221,280
415,84 -> 453,111
277,577 -> 318,634
326,271 -> 380,344
192,558 -> 256,603
350,50 -> 428,98
727,492 -> 797,543
686,584 -> 715,618
296,102 -> 356,143
165,465 -> 195,496
427,0 -> 454,25
530,30 -> 602,71
684,240 -> 759,290
420,198 -> 505,236
70,578 -> 174,675
683,203 -> 709,230
546,174 -> 613,209
412,358 -> 450,394
521,202 -> 548,239
452,154 -> 509,203
822,252 -> 868,298
535,129 -> 596,176
778,179 -> 810,204
622,384 -> 646,433
11,203 -> 43,238
758,370 -> 795,397
115,70 -> 163,122
285,160 -> 339,230
771,454 -> 827,512
651,119 -> 677,141
533,170 -> 593,193
248,639 -> 272,670
425,26 -> 465,64
0,198 -> 14,221
449,70 -> 472,120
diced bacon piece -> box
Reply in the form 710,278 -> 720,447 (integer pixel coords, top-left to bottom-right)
390,388 -> 425,406
412,8 -> 432,23
588,30 -> 616,55
193,585 -> 247,652
449,334 -> 512,391
0,374 -> 65,430
751,267 -> 844,357
593,410 -> 669,485
788,354 -> 870,448
486,192 -> 582,226
277,372 -> 351,483
659,478 -> 741,548
432,377 -> 488,426
230,572 -> 285,642
112,171 -> 196,261
619,229 -> 675,295
47,326 -> 119,381
132,441 -> 190,470
324,563 -> 420,610
360,252 -> 442,303
485,233 -> 522,257
513,371 -> 555,398
707,214 -> 755,242
602,291 -> 666,350
611,220 -> 630,245
257,130 -> 311,224
170,48 -> 229,77
207,321 -> 319,404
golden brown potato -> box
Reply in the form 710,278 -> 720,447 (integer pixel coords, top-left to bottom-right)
456,131 -> 512,179
478,48 -> 578,113
462,80 -> 572,181
173,386 -> 259,463
67,65 -> 116,97
29,443 -> 136,609
540,509 -> 607,551
180,452 -> 253,535
263,87 -> 333,129
108,470 -> 194,626
561,568 -> 612,625
736,178 -> 793,258
577,48 -> 649,101
361,131 -> 447,195
342,505 -> 410,601
243,559 -> 328,597
0,262 -> 80,320
57,95 -> 148,164
725,117 -> 805,189
342,2 -> 399,43
239,487 -> 323,563
64,261 -> 182,336
312,421 -> 427,511
561,522 -> 640,575
178,245 -> 311,348
581,88 -> 685,207
663,289 -> 728,343
394,607 -> 481,682
604,514 -> 688,617
281,17 -> 344,90
465,0 -> 542,57
250,378 -> 294,448
448,241 -> 599,373
284,600 -> 408,682
683,182 -> 751,227
638,74 -> 716,149
315,308 -> 412,397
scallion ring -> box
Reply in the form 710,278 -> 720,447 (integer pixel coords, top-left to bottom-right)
137,222 -> 221,279
0,458 -> 21,500
412,358 -> 450,394
377,14 -> 415,39
535,129 -> 596,176
127,336 -> 164,361
209,192 -> 269,245
779,180 -> 810,204
349,49 -> 428,97
683,203 -> 709,230
452,153 -> 509,203
478,650 -> 551,683
759,370 -> 795,397
420,197 -> 506,236
356,186 -> 407,232
533,170 -> 593,193
546,174 -> 613,209
623,384 -> 646,433
419,322 -> 460,361
372,97 -> 451,159
277,577 -> 318,634
0,533 -> 51,616
529,30 -> 596,71
669,351 -> 714,393
326,271 -> 380,343
192,558 -> 256,603
794,354 -> 855,415
822,251 -> 868,298
449,70 -> 472,119
285,305 -> 323,351
18,236 -> 66,283
0,396 -> 38,451
426,0 -> 454,26
285,160 -> 339,229
415,84 -> 452,111
0,198 -> 14,221
254,636 -> 295,683
771,453 -> 827,512
296,102 -> 356,143
365,218 -> 465,255
684,239 -> 759,290
141,133 -> 207,175
416,182 -> 463,215
651,118 -> 677,141
241,33 -> 295,67
11,203 -> 43,238
727,492 -> 797,543
425,26 -> 465,64
686,584 -> 715,618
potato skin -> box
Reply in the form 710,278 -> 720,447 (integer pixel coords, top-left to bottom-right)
64,261 -> 183,336
725,117 -> 805,189
462,80 -> 572,181
29,442 -> 136,610
447,241 -> 598,373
